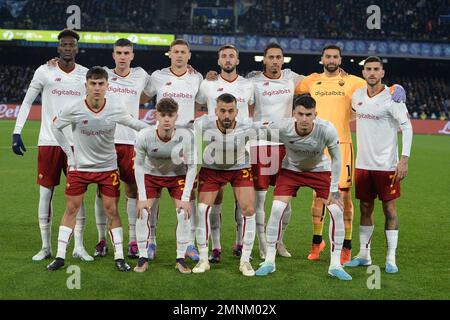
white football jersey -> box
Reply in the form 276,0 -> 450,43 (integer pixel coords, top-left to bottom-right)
196,74 -> 254,119
149,67 -> 203,126
14,64 -> 87,146
105,67 -> 153,145
194,115 -> 257,171
134,126 -> 195,177
252,69 -> 302,145
352,86 -> 412,171
53,98 -> 148,172
269,118 -> 339,172
263,117 -> 341,191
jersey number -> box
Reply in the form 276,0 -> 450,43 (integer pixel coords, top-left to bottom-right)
110,172 -> 119,186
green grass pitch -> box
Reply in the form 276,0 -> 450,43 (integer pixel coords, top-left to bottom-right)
0,120 -> 449,299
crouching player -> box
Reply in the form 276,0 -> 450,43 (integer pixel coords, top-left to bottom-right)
47,66 -> 148,272
133,98 -> 197,274
255,94 -> 352,280
192,93 -> 258,276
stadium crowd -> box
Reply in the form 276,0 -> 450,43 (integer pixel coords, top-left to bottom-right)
0,0 -> 448,41
1,64 -> 448,120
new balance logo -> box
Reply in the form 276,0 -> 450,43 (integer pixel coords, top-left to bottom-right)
151,148 -> 158,152
217,88 -> 224,92
166,82 -> 172,86
111,77 -> 118,81
358,102 -> 363,106
55,78 -> 62,82
82,120 -> 88,124
263,82 -> 269,86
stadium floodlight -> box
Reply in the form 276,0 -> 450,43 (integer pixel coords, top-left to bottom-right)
254,55 -> 291,63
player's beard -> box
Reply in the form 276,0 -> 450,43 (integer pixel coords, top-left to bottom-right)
222,65 -> 236,74
220,119 -> 233,129
367,78 -> 381,87
324,63 -> 339,73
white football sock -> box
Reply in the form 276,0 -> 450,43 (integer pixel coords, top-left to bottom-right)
135,209 -> 149,258
38,186 -> 54,250
209,204 -> 222,250
265,200 -> 288,263
255,190 -> 268,250
359,225 -> 374,259
56,225 -> 73,259
234,202 -> 243,246
385,230 -> 398,265
94,192 -> 107,242
196,203 -> 211,261
109,227 -> 124,260
73,201 -> 86,251
149,198 -> 160,245
280,202 -> 292,242
240,215 -> 256,263
176,209 -> 191,259
126,197 -> 137,243
189,200 -> 197,246
327,204 -> 345,268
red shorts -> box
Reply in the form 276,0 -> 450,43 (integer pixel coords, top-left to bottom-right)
251,145 -> 286,190
144,174 -> 188,200
115,144 -> 135,184
66,170 -> 121,197
198,167 -> 254,192
274,168 -> 331,199
355,169 -> 400,202
37,146 -> 68,187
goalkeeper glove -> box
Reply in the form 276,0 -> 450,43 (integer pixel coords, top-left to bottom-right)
12,134 -> 26,156
390,84 -> 406,103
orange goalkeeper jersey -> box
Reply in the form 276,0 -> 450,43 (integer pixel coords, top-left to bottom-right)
295,73 -> 366,144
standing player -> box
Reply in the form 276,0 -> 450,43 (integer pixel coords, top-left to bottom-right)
141,39 -> 203,261
46,67 -> 148,271
12,29 -> 92,262
255,94 -> 351,280
133,98 -> 197,274
195,44 -> 255,262
295,45 -> 406,264
192,93 -> 257,276
251,43 -> 304,259
92,38 -> 154,259
346,56 -> 412,273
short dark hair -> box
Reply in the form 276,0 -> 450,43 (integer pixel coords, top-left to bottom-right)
114,38 -> 133,48
58,29 -> 80,41
86,66 -> 108,81
264,42 -> 283,56
216,93 -> 237,105
218,44 -> 238,57
170,39 -> 190,50
293,94 -> 316,110
156,98 -> 178,113
364,56 -> 384,68
322,45 -> 342,56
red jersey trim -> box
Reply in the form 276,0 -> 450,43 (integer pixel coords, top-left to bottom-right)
57,62 -> 76,74
169,68 -> 187,77
85,98 -> 106,114
220,74 -> 238,83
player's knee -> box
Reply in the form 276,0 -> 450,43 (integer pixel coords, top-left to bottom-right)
241,204 -> 254,216
66,202 -> 81,216
382,201 -> 397,217
360,201 -> 374,215
103,203 -> 118,218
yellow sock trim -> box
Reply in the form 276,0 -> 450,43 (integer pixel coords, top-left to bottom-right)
345,227 -> 352,240
313,223 -> 323,236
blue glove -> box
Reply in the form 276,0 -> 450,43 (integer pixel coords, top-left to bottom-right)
12,134 -> 26,156
390,84 -> 406,103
